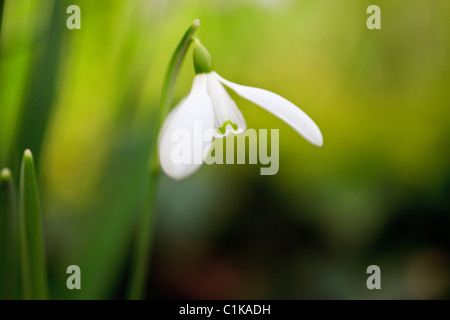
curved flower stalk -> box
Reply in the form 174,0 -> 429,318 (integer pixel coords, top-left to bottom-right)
159,41 -> 323,180
127,20 -> 201,300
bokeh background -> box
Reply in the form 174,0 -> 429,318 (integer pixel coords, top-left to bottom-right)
1,0 -> 449,299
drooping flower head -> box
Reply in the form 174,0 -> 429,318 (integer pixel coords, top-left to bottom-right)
159,40 -> 322,180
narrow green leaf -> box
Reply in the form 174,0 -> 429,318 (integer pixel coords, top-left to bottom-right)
19,149 -> 48,300
0,0 -> 5,37
0,169 -> 12,272
0,168 -> 20,299
15,0 -> 65,166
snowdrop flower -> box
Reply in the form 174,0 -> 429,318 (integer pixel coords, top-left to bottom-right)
159,41 -> 322,180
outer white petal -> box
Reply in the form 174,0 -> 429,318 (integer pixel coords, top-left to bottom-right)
214,72 -> 323,147
158,96 -> 186,148
158,74 -> 215,180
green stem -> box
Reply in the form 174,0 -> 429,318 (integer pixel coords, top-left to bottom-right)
126,150 -> 159,300
0,0 -> 5,37
160,19 -> 200,123
126,19 -> 200,300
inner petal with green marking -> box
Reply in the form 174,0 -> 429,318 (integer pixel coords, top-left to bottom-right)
206,72 -> 246,137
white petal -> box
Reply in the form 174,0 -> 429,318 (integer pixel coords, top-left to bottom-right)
214,72 -> 323,147
205,73 -> 246,137
157,97 -> 185,147
158,74 -> 215,180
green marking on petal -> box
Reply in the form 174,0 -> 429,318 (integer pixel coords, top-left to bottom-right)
218,121 -> 238,135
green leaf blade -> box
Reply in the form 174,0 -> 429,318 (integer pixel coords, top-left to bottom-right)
19,149 -> 48,300
0,168 -> 21,299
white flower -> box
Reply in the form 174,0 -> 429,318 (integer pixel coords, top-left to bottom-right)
158,43 -> 323,180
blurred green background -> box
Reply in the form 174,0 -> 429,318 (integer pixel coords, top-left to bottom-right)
1,0 -> 449,299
